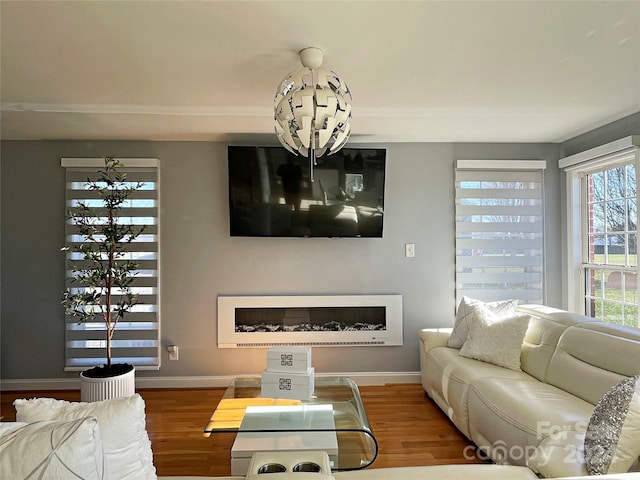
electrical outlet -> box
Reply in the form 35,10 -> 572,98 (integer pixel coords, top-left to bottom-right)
168,345 -> 179,361
405,243 -> 415,258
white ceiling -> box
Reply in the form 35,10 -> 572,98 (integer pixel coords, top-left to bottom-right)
1,1 -> 639,144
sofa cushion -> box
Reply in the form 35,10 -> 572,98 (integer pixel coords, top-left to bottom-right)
448,297 -> 518,349
0,417 -> 105,479
423,346 -> 531,438
14,393 -> 156,480
585,375 -> 640,475
467,377 -> 594,466
545,324 -> 640,405
333,464 -> 539,479
517,305 -> 591,382
527,430 -> 588,478
459,307 -> 530,371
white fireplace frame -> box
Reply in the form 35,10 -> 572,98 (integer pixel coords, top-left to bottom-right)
217,295 -> 403,348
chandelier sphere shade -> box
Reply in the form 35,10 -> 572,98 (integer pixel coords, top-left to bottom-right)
274,47 -> 352,180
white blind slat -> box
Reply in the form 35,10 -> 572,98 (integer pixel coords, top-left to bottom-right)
456,256 -> 543,267
456,272 -> 542,282
456,188 -> 542,199
456,222 -> 542,233
66,331 -> 159,341
457,238 -> 543,249
456,169 -> 542,182
456,205 -> 542,216
456,290 -> 543,302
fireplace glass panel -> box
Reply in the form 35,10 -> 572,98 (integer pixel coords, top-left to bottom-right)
234,307 -> 386,333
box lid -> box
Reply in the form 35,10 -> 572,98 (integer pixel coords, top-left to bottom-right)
261,368 -> 314,387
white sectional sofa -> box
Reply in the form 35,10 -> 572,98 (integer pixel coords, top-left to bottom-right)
420,303 -> 640,478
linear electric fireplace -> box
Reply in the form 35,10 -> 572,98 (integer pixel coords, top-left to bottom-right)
217,295 -> 403,348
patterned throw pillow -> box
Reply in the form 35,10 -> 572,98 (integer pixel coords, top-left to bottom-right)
0,417 -> 105,479
458,305 -> 530,370
584,375 -> 640,475
447,296 -> 519,349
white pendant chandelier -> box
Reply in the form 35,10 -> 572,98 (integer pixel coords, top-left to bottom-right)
274,47 -> 352,181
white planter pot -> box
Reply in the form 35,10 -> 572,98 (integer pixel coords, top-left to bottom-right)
80,365 -> 136,402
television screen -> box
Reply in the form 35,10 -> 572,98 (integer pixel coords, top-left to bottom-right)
228,146 -> 386,237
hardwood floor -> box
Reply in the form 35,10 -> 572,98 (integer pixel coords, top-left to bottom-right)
0,383 -> 487,477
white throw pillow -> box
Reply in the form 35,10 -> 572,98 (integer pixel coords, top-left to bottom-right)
448,296 -> 518,349
14,394 -> 156,480
459,305 -> 530,371
0,417 -> 105,479
584,375 -> 640,475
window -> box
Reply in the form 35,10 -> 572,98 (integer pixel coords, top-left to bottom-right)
455,160 -> 546,305
561,138 -> 638,327
62,158 -> 160,370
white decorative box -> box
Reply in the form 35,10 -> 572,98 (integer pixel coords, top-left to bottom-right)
261,367 -> 315,400
266,346 -> 312,373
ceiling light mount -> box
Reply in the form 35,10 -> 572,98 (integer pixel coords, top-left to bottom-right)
299,47 -> 324,69
274,47 -> 352,181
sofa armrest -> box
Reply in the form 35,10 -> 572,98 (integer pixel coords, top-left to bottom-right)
418,328 -> 452,354
419,328 -> 454,395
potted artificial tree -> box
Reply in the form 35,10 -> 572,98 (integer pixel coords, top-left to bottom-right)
62,157 -> 145,402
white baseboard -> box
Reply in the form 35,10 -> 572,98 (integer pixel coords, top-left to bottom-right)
0,372 -> 421,392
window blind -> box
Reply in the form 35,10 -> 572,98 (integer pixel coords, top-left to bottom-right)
62,158 -> 160,370
455,161 -> 545,305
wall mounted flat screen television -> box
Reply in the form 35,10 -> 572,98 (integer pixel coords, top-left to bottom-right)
228,146 -> 386,238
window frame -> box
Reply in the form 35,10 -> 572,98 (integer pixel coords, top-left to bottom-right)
560,137 -> 639,321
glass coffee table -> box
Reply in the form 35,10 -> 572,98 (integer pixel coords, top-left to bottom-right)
204,376 -> 378,472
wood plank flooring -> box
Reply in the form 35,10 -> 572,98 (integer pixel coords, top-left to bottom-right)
1,383 -> 487,477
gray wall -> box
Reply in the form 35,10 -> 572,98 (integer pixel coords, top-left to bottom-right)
1,140 -> 563,381
560,112 -> 640,157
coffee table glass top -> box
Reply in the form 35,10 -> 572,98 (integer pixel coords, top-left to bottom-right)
203,376 -> 378,470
